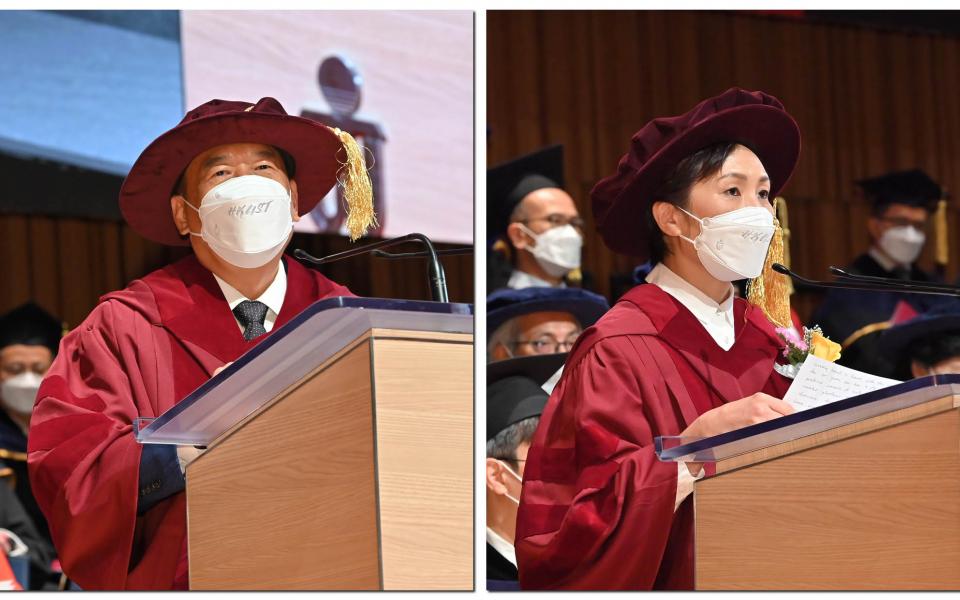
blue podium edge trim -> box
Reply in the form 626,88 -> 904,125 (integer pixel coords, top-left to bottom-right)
137,297 -> 472,441
655,373 -> 960,462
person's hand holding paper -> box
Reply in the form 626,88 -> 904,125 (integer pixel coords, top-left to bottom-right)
679,392 -> 796,475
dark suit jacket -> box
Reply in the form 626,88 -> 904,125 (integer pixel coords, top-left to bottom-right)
487,542 -> 519,590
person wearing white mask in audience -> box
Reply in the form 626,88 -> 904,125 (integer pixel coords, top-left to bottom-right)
27,97 -> 374,591
812,169 -> 947,378
515,88 -> 802,590
486,287 -> 609,363
487,145 -> 586,291
486,353 -> 565,591
0,302 -> 61,571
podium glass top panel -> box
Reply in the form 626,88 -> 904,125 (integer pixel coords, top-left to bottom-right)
136,297 -> 472,446
656,374 -> 960,463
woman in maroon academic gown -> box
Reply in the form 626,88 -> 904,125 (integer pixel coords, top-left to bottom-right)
26,98 -> 373,590
515,88 -> 802,590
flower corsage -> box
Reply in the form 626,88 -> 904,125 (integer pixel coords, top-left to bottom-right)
773,325 -> 842,379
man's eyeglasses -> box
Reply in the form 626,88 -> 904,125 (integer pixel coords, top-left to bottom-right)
513,333 -> 580,354
879,216 -> 928,231
520,214 -> 586,234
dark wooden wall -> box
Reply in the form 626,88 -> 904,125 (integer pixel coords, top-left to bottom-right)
0,214 -> 473,329
487,10 -> 960,322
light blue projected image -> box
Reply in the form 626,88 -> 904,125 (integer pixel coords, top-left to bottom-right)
0,10 -> 184,177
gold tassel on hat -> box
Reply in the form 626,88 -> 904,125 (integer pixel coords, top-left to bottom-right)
774,196 -> 794,296
934,196 -> 949,268
491,238 -> 512,260
747,214 -> 792,329
332,127 -> 377,241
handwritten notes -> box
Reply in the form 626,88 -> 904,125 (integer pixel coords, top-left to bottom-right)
782,355 -> 901,411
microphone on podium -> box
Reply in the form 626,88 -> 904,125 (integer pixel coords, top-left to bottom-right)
771,263 -> 960,297
293,232 -> 472,303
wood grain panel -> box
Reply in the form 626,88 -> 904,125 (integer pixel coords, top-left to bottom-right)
371,336 -> 473,590
27,217 -> 60,315
695,408 -> 960,590
187,341 -> 381,590
0,215 -> 472,326
714,394 -> 959,474
0,216 -> 32,308
488,11 -> 960,321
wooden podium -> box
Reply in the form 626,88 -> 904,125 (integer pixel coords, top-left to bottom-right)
657,377 -> 960,590
136,298 -> 473,590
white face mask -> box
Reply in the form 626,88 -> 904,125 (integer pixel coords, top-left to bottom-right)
1,372 -> 43,415
497,460 -> 523,505
185,175 -> 294,269
518,223 -> 583,278
678,206 -> 775,281
878,226 -> 925,266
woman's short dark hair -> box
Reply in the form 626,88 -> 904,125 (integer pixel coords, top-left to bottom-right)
646,141 -> 745,264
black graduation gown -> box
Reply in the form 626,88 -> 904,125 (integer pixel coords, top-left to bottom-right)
0,412 -> 49,548
0,470 -> 54,589
811,253 -> 946,378
487,542 -> 520,591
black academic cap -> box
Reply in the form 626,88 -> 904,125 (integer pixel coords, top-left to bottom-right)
487,375 -> 549,442
487,353 -> 567,442
0,302 -> 62,356
857,169 -> 942,211
487,145 -> 565,241
488,352 -> 568,388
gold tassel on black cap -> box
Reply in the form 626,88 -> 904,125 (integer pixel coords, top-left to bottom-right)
492,238 -> 512,260
332,127 -> 377,241
747,212 -> 792,329
935,195 -> 949,269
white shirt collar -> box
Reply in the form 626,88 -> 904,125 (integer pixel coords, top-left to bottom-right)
486,527 -> 517,568
212,262 -> 287,333
868,246 -> 900,272
645,262 -> 736,351
507,269 -> 566,289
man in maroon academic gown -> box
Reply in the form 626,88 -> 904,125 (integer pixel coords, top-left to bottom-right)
27,98 -> 374,590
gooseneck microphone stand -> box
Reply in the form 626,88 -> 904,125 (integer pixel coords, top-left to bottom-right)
293,233 -> 472,303
772,263 -> 960,298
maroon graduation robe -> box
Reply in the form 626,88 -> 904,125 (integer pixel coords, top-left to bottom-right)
27,254 -> 351,590
515,283 -> 790,590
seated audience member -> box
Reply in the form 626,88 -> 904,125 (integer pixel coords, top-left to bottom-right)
486,287 -> 609,362
813,169 -> 947,377
879,301 -> 960,379
0,303 -> 61,552
486,353 -> 565,591
487,146 -> 586,291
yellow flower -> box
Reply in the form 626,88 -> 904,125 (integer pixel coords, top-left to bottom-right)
809,331 -> 841,362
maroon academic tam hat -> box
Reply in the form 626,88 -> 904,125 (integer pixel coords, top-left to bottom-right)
590,87 -> 801,258
120,97 -> 344,246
